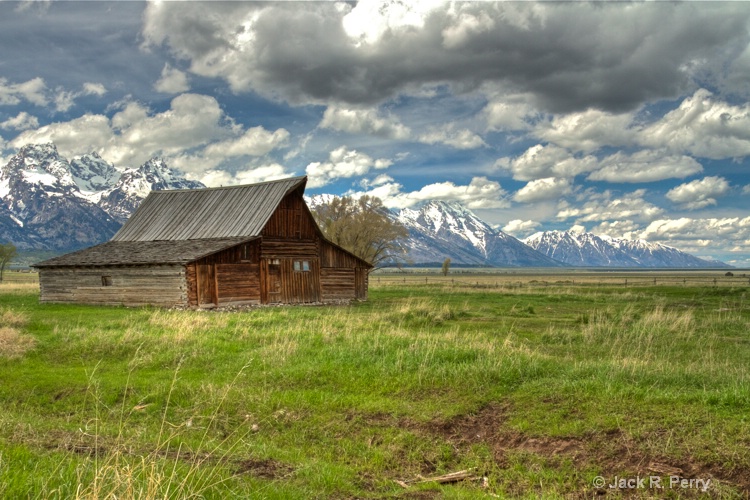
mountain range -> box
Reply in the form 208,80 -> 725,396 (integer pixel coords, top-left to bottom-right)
0,143 -> 203,250
0,142 -> 730,268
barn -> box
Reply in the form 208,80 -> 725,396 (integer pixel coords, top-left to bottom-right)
34,176 -> 372,307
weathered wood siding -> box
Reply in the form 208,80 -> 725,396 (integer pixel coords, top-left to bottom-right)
187,240 -> 262,307
319,240 -> 369,301
262,192 -> 319,239
320,268 -> 355,301
39,265 -> 187,306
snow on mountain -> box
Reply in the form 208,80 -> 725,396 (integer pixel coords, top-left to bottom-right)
395,201 -> 563,267
0,143 -> 204,250
525,230 -> 731,268
0,143 -> 119,250
98,157 -> 205,223
69,152 -> 121,202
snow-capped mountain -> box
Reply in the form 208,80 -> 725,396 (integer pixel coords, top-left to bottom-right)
0,143 -> 203,250
525,230 -> 730,268
69,152 -> 121,202
395,201 -> 563,267
99,157 -> 204,223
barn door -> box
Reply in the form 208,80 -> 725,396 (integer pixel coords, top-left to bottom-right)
262,259 -> 282,304
197,263 -> 217,306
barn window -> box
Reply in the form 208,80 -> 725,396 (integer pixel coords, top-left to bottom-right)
101,276 -> 112,286
294,260 -> 310,272
241,244 -> 252,262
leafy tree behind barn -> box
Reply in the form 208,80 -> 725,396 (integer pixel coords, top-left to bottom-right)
0,243 -> 17,283
311,195 -> 408,269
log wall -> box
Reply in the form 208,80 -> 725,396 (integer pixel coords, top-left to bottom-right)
187,240 -> 262,307
39,265 -> 187,306
262,192 -> 319,240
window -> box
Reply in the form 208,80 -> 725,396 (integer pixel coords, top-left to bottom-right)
101,276 -> 112,286
294,260 -> 310,272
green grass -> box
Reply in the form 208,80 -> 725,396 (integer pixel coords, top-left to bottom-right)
0,281 -> 749,498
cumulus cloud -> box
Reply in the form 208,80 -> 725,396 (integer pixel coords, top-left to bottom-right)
418,126 -> 486,149
483,94 -> 535,131
589,220 -> 641,240
0,112 -> 39,131
199,163 -> 292,187
639,217 -> 750,251
82,82 -> 107,97
154,63 -> 190,94
640,89 -> 750,160
320,106 -> 410,139
557,189 -> 663,223
352,176 -> 508,210
666,176 -> 730,210
587,150 -> 703,183
141,2 -> 750,111
306,147 -> 391,188
502,219 -> 540,237
0,77 -> 47,106
533,108 -> 636,152
9,93 -> 287,172
513,177 -> 572,203
498,144 -> 598,181
203,126 -> 289,159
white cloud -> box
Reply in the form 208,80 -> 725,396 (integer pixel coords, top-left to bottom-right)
9,93 -> 287,174
569,224 -> 586,234
587,150 -> 703,183
0,77 -> 47,106
418,126 -> 486,149
353,176 -> 508,210
82,82 -> 107,97
557,189 -> 663,223
534,108 -> 636,152
513,177 -> 571,203
52,82 -> 108,112
199,163 -> 292,187
639,217 -> 750,251
498,144 -> 599,181
342,0 -> 439,45
0,112 -> 39,131
154,64 -> 190,94
320,106 -> 410,139
203,126 -> 289,158
306,146 -> 391,188
666,176 -> 730,210
589,220 -> 641,240
640,89 -> 750,160
502,219 -> 540,237
482,93 -> 535,131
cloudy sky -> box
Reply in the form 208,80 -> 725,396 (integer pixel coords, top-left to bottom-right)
1,1 -> 750,265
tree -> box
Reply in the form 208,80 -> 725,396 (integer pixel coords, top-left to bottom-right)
0,243 -> 17,283
441,257 -> 451,276
311,195 -> 408,270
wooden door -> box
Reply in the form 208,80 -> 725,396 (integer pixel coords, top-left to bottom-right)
197,263 -> 217,306
262,259 -> 282,304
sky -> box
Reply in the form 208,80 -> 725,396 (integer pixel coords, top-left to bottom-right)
1,1 -> 750,265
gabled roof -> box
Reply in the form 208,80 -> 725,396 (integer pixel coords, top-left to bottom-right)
112,176 -> 307,242
34,238 -> 257,267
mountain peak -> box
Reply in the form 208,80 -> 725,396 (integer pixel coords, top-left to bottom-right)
525,230 -> 729,268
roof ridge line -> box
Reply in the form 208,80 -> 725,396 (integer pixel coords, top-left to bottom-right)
148,175 -> 307,194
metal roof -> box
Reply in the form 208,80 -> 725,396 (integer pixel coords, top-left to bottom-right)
112,176 -> 307,241
34,237 -> 257,267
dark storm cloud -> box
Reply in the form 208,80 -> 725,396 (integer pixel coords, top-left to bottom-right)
0,1 -> 160,102
142,1 -> 750,113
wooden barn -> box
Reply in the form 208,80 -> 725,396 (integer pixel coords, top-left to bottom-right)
34,176 -> 372,307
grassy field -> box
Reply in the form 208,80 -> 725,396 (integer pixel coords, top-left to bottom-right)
1,274 -> 749,498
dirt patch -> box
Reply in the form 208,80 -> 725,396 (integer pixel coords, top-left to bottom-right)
417,403 -> 750,496
235,458 -> 295,479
